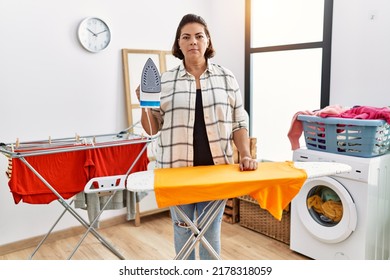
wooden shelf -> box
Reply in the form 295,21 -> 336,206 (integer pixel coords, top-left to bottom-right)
223,198 -> 239,224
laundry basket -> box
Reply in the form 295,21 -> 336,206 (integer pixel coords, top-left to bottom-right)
298,115 -> 390,157
238,195 -> 290,244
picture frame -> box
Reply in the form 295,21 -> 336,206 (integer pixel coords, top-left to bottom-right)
121,49 -> 180,225
121,49 -> 180,130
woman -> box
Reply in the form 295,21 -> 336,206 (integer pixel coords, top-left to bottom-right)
136,14 -> 257,260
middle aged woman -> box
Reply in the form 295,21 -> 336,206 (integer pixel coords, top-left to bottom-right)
136,13 -> 257,260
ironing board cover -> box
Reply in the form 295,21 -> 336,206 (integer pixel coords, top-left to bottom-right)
154,161 -> 307,220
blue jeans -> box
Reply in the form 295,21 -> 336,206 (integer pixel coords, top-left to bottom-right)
170,200 -> 225,260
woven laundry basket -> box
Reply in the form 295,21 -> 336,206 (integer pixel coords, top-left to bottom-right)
238,195 -> 291,244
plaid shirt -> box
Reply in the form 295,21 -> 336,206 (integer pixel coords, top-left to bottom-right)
151,61 -> 248,168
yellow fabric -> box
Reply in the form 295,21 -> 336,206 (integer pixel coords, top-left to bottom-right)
307,195 -> 343,222
154,161 -> 307,220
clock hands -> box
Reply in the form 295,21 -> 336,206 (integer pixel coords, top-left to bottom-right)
87,28 -> 97,37
87,28 -> 107,37
96,29 -> 108,35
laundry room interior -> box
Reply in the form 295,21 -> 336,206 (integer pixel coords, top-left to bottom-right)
0,0 -> 390,263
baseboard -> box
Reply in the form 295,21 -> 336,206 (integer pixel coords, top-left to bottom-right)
139,207 -> 169,218
0,214 -> 128,256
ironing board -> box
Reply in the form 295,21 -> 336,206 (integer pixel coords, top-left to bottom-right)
0,130 -> 152,260
125,161 -> 352,260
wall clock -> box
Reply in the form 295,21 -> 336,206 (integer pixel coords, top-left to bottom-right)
77,17 -> 111,53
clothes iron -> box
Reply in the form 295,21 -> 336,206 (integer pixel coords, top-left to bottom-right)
140,58 -> 161,108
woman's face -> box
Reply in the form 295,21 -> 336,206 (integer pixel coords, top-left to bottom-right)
178,22 -> 209,62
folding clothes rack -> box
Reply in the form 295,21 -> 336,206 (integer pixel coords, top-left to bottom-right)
0,130 -> 152,260
125,161 -> 352,260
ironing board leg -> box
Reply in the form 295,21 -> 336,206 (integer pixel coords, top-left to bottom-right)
173,199 -> 226,260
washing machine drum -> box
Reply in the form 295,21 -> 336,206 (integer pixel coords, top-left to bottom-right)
295,176 -> 357,243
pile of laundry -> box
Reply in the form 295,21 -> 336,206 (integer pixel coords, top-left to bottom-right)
288,105 -> 390,150
307,187 -> 342,223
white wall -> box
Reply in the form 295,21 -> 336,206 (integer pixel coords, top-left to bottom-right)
0,0 -> 245,246
330,0 -> 390,107
2,0 -> 389,249
208,1 -> 246,98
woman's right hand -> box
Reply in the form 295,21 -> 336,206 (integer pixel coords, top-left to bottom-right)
135,85 -> 141,102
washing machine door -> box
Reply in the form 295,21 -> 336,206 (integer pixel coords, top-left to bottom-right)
295,176 -> 357,243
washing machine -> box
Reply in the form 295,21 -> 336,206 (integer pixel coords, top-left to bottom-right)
290,148 -> 390,260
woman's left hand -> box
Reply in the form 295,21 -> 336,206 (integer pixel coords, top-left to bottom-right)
239,156 -> 258,171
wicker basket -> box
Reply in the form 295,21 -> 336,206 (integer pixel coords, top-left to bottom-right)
238,195 -> 290,244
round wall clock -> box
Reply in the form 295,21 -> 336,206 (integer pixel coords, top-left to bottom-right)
77,17 -> 111,53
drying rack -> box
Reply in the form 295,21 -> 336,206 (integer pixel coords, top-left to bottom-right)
0,128 -> 152,260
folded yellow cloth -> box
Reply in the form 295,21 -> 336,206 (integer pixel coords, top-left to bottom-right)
154,161 -> 307,220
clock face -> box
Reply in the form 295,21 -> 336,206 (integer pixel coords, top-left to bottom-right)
78,17 -> 111,52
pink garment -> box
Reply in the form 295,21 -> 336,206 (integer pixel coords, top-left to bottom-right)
338,106 -> 390,123
287,104 -> 348,150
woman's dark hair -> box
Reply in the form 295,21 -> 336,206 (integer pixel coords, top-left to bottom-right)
172,14 -> 215,60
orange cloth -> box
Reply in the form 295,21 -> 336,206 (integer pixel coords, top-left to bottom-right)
154,161 -> 307,220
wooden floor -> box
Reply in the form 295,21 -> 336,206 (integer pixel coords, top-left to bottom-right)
0,212 -> 309,260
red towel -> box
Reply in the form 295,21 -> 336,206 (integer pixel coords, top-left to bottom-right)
8,143 -> 149,204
